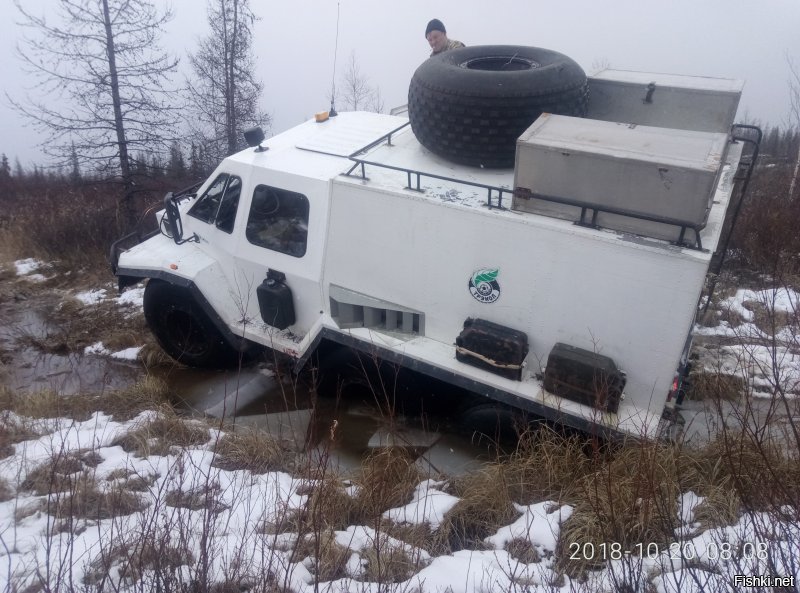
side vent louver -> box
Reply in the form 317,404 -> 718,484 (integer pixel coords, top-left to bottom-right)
329,285 -> 424,336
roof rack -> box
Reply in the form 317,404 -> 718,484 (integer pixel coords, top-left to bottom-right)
343,122 -> 513,210
341,121 -> 711,250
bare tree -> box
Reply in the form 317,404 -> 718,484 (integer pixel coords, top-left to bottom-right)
787,55 -> 800,201
335,52 -> 384,113
11,0 -> 179,227
187,0 -> 270,168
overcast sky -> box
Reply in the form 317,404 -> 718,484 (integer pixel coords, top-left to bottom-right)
1,0 -> 799,168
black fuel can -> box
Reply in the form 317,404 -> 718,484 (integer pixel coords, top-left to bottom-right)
257,269 -> 295,330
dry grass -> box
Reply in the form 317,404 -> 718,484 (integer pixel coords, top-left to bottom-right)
431,428 -> 590,555
0,477 -> 13,503
360,544 -> 421,583
83,536 -> 194,588
687,434 -> 800,512
290,529 -> 351,582
559,441 -> 681,574
0,412 -> 40,459
112,415 -> 210,457
432,463 -> 516,554
3,186 -> 124,270
687,368 -> 746,402
96,375 -> 172,421
351,448 -> 421,524
505,537 -> 542,564
212,426 -> 293,474
21,457 -> 84,496
0,387 -> 95,421
299,473 -> 359,532
138,340 -> 181,369
164,484 -> 228,513
17,294 -> 149,356
54,474 -> 147,522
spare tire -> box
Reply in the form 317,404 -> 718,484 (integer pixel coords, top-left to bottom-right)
408,45 -> 588,168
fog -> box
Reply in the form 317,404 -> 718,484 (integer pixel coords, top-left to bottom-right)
1,0 -> 798,167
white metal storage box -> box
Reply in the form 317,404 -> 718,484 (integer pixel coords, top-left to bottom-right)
512,114 -> 730,244
587,69 -> 744,134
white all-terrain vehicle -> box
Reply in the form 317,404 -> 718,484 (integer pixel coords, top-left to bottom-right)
112,46 -> 758,440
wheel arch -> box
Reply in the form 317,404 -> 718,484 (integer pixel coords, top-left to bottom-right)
117,268 -> 250,354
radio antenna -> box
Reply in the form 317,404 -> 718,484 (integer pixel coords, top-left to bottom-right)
329,1 -> 340,117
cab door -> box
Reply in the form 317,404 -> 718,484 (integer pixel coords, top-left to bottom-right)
231,174 -> 327,340
186,171 -> 245,272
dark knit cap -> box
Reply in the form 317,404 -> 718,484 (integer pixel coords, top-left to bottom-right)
425,19 -> 445,37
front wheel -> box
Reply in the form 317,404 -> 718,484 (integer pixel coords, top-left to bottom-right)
143,280 -> 237,368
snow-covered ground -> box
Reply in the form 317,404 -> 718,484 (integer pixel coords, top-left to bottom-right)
0,410 -> 797,592
693,285 -> 800,398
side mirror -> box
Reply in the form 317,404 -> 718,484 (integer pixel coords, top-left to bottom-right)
163,192 -> 199,245
163,192 -> 183,244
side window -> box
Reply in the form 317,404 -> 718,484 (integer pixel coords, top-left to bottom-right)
215,177 -> 241,233
246,185 -> 309,257
188,174 -> 241,234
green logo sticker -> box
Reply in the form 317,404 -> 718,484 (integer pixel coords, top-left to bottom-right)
469,268 -> 500,303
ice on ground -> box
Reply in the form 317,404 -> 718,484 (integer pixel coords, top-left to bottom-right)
75,288 -> 107,305
14,258 -> 44,275
115,286 -> 145,308
110,346 -> 142,361
84,341 -> 111,356
383,479 -> 459,530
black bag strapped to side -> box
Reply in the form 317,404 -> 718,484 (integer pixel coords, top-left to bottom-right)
543,342 -> 626,413
455,318 -> 529,381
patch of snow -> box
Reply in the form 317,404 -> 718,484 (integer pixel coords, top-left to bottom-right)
333,525 -> 431,562
383,479 -> 459,530
75,288 -> 107,305
723,287 -> 800,316
14,258 -> 44,275
675,491 -> 705,537
115,286 -> 145,308
411,549 -> 573,593
485,501 -> 573,555
84,341 -> 111,356
110,346 -> 142,361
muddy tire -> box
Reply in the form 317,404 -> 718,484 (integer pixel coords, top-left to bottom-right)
408,45 -> 588,168
457,403 -> 517,445
143,280 -> 236,368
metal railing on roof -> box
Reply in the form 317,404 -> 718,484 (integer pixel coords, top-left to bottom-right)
340,121 -> 733,249
343,122 -> 513,210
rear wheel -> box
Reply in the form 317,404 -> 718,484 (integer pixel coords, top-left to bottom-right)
458,402 -> 522,447
143,280 -> 237,368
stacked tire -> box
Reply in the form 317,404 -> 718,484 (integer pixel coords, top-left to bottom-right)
408,46 -> 588,168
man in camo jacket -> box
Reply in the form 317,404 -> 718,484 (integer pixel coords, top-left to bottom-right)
425,19 -> 465,57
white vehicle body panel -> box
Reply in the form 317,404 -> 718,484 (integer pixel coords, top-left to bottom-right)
116,92 -> 745,440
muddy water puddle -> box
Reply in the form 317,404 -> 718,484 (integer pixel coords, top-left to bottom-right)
1,298 -> 495,475
155,365 -> 492,474
0,296 -> 141,395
